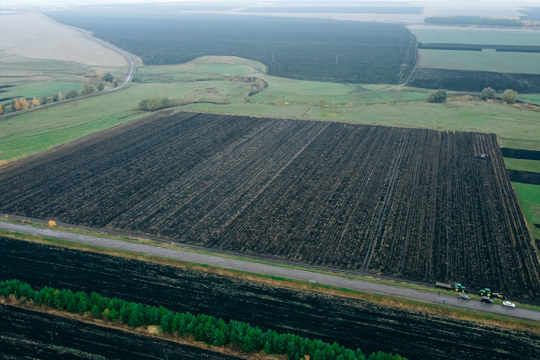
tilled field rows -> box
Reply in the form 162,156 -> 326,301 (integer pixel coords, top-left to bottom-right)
0,304 -> 241,360
0,112 -> 538,296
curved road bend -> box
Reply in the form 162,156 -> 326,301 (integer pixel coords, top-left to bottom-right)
0,222 -> 539,322
0,36 -> 135,120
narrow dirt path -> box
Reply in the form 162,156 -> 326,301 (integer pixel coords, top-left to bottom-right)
0,221 -> 538,322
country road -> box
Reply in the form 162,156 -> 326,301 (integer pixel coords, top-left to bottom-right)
1,221 -> 539,323
0,29 -> 136,120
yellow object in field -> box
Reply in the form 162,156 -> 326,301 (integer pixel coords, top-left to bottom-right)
48,220 -> 56,227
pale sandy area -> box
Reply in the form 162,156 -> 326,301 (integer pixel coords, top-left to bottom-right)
0,12 -> 127,67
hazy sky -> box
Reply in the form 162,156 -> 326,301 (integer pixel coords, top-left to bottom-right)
6,0 -> 540,9
9,0 -> 540,4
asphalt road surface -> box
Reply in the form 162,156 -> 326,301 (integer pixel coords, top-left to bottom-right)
1,221 -> 538,322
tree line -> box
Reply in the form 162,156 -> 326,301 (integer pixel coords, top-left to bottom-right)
1,73 -> 117,115
0,279 -> 406,360
426,87 -> 518,104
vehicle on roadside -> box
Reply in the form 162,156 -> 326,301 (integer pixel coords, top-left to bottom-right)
457,294 -> 470,300
502,301 -> 515,308
492,292 -> 508,300
481,296 -> 493,304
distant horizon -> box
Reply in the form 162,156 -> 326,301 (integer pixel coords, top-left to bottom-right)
6,0 -> 540,6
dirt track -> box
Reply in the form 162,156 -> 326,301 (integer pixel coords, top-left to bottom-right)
1,221 -> 538,322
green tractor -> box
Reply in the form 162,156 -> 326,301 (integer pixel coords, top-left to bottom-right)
454,283 -> 466,293
478,288 -> 491,297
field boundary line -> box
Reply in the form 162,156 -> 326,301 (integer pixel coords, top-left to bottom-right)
1,220 -> 539,322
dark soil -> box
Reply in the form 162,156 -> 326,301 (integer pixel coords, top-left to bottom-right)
0,112 -> 537,296
0,304 -> 242,360
507,169 -> 540,185
0,237 -> 538,360
501,148 -> 540,161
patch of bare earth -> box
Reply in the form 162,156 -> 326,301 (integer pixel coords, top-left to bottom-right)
0,12 -> 126,67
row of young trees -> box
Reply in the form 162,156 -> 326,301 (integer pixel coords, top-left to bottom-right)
0,279 -> 405,360
1,73 -> 118,115
0,97 -> 40,114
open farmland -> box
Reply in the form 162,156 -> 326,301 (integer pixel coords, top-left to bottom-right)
1,237 -> 539,360
45,8 -> 416,84
0,304 -> 241,360
407,26 -> 540,92
0,13 -> 129,107
407,68 -> 540,93
0,112 -> 538,297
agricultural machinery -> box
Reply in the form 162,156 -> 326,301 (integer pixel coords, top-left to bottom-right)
454,283 -> 466,293
478,288 -> 491,297
478,288 -> 507,300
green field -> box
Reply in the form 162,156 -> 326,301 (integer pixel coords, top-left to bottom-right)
4,57 -> 540,161
0,53 -> 127,105
513,183 -> 540,239
409,26 -> 540,76
417,49 -> 540,74
519,94 -> 540,105
505,158 -> 540,173
409,27 -> 540,46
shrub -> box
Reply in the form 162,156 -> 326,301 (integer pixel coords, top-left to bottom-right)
139,97 -> 171,111
427,90 -> 447,103
501,89 -> 518,104
480,87 -> 495,100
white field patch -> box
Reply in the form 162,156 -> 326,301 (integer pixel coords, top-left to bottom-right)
0,12 -> 127,67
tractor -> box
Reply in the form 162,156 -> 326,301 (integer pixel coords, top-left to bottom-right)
478,288 -> 507,300
478,288 -> 491,297
454,283 -> 466,293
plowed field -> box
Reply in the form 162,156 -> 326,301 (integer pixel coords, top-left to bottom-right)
0,304 -> 241,360
0,237 -> 538,360
0,112 -> 538,296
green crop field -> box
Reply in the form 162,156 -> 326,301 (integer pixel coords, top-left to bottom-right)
520,94 -> 540,105
0,53 -> 127,106
513,183 -> 540,239
417,49 -> 540,74
408,26 -> 540,91
409,26 -> 540,46
505,158 -> 540,174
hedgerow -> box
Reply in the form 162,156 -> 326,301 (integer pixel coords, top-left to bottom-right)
0,279 -> 406,360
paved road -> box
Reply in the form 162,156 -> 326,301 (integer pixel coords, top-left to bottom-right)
1,221 -> 539,322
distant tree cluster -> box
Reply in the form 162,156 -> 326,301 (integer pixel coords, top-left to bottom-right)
501,89 -> 518,104
425,16 -> 522,27
480,87 -> 496,100
480,87 -> 518,104
1,72 -> 118,115
139,97 -> 172,111
0,279 -> 406,360
427,89 -> 447,103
